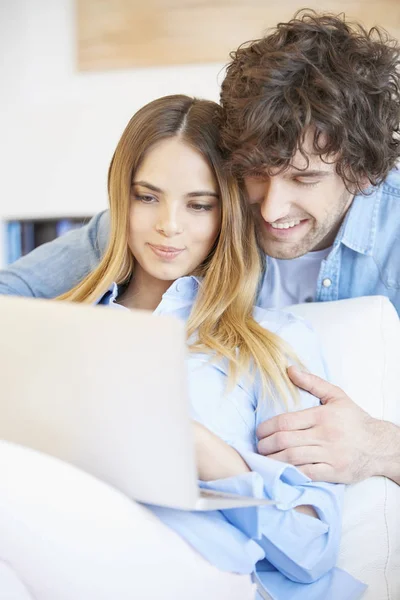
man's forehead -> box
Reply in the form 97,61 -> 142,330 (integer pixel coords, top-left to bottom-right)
289,150 -> 336,173
264,154 -> 336,178
289,130 -> 336,172
241,128 -> 338,177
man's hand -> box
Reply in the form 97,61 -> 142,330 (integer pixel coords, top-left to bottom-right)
256,366 -> 400,485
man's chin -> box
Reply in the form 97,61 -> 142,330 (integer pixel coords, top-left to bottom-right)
260,239 -> 313,260
256,221 -> 318,259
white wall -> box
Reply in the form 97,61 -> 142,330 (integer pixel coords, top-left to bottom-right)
0,0 -> 225,223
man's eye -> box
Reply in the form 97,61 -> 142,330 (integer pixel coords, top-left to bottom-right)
295,179 -> 319,187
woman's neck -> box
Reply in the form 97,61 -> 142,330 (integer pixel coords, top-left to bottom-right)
118,266 -> 174,311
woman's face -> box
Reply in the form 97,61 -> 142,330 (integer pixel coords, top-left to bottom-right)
129,137 -> 222,283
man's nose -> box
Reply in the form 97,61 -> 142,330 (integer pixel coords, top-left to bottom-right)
259,180 -> 291,224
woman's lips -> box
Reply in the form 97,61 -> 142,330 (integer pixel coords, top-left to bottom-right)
148,243 -> 185,260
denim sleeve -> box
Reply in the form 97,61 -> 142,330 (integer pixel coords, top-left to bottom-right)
194,317 -> 345,584
0,211 -> 110,298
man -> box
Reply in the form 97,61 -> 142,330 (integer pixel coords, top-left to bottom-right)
0,12 -> 399,486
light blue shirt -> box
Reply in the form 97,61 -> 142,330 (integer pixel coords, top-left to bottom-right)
99,277 -> 366,600
0,168 -> 399,316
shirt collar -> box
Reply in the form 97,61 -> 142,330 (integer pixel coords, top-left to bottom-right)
161,275 -> 201,302
96,282 -> 119,305
98,276 -> 201,306
335,182 -> 382,256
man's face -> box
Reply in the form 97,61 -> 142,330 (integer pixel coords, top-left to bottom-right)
244,137 -> 355,259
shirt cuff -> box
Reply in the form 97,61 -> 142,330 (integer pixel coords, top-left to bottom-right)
199,449 -> 343,584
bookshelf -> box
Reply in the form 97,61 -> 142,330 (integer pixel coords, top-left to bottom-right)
5,217 -> 93,265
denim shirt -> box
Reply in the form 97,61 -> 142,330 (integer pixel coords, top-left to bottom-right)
98,278 -> 366,600
0,168 -> 399,317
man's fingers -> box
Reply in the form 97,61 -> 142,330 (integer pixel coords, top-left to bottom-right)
287,365 -> 343,404
257,429 -> 321,456
265,445 -> 328,466
256,405 -> 320,439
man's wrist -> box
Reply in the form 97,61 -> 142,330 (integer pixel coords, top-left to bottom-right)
370,419 -> 400,483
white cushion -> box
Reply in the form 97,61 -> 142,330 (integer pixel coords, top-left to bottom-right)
289,296 -> 400,600
0,441 -> 255,600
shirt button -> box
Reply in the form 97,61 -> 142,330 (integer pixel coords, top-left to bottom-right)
322,278 -> 332,288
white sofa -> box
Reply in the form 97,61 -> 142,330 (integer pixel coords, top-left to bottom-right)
0,295 -> 399,600
289,296 -> 400,600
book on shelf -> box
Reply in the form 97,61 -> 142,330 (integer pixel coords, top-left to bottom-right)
5,217 -> 92,264
6,221 -> 22,265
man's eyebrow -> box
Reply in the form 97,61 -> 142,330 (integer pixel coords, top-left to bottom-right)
133,181 -> 163,193
289,169 -> 332,177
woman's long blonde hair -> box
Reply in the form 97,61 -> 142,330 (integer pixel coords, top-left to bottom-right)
58,95 -> 300,404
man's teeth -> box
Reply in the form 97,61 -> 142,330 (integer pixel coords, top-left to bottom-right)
270,219 -> 301,229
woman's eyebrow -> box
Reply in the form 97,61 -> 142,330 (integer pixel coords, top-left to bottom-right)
186,191 -> 219,198
133,181 -> 219,198
133,180 -> 163,193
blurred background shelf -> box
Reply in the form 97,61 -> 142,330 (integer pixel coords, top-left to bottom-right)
5,217 -> 93,265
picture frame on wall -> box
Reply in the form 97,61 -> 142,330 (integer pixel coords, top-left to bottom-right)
76,0 -> 400,71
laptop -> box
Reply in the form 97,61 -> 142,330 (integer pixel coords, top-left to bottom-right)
0,295 -> 275,511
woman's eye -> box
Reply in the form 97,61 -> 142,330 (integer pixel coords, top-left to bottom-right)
135,194 -> 157,203
189,203 -> 213,212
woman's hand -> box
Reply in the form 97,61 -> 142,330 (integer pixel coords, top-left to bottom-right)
192,421 -> 250,481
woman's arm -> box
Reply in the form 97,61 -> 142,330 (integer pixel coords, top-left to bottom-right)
194,421 -> 318,518
187,316 -> 342,584
193,421 -> 250,479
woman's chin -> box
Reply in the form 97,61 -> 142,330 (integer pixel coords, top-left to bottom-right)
146,265 -> 190,283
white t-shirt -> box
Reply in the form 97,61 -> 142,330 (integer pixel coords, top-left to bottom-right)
258,247 -> 332,309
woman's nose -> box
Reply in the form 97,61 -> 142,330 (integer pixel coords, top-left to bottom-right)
155,206 -> 183,237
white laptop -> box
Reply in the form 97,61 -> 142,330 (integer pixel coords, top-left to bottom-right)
0,295 -> 275,511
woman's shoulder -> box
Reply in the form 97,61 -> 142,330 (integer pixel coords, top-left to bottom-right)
252,305 -> 313,336
253,305 -> 328,387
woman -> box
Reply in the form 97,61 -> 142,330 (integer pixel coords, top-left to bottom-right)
54,95 -> 364,599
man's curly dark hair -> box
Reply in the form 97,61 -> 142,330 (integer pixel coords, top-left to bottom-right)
220,10 -> 400,192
